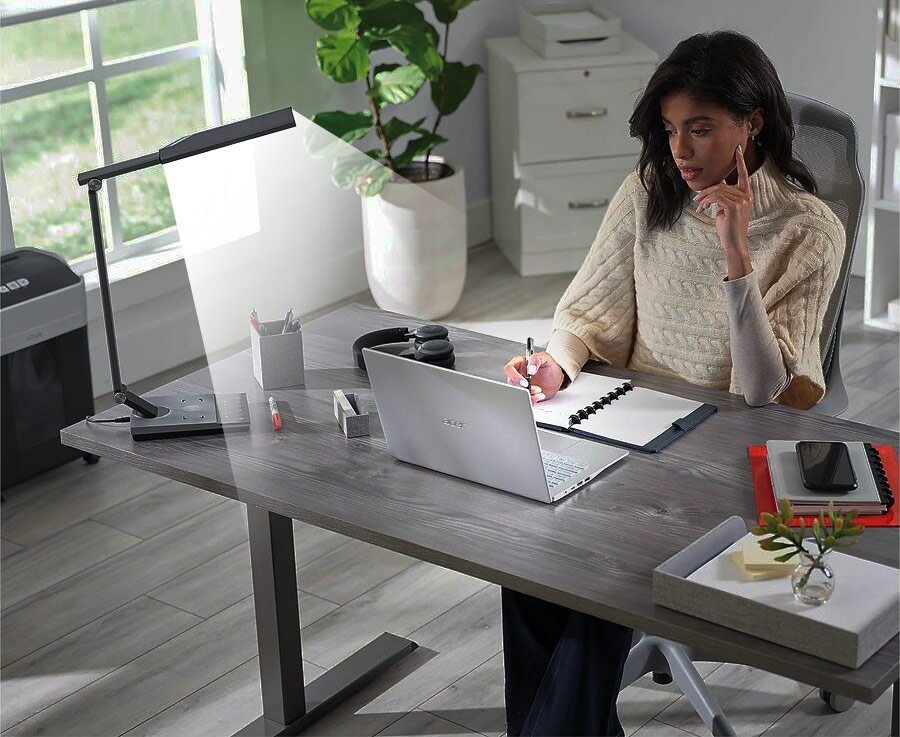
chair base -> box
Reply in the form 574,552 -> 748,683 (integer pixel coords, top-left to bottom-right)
622,634 -> 737,737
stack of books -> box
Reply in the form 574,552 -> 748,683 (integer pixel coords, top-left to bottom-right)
766,441 -> 894,515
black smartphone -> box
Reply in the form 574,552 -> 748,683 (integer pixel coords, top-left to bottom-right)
796,441 -> 858,492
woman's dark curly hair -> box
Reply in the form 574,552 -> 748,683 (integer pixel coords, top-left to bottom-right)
629,30 -> 817,232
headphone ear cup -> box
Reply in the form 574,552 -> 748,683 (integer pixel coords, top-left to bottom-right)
413,324 -> 449,345
414,338 -> 455,367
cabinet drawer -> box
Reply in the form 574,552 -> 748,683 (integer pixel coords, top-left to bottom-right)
517,65 -> 652,164
520,165 -> 632,254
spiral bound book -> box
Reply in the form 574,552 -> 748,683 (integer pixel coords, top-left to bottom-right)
532,374 -> 717,452
766,440 -> 895,514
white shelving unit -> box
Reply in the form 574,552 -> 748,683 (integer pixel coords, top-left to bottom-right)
864,1 -> 900,331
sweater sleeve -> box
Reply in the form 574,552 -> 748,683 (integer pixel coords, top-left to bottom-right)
723,271 -> 790,406
742,218 -> 844,410
548,175 -> 638,383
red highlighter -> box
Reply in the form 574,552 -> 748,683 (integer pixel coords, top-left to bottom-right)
268,396 -> 281,431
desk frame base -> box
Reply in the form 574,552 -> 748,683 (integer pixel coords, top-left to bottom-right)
234,506 -> 417,737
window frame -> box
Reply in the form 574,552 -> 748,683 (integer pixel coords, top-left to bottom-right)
0,0 -> 223,274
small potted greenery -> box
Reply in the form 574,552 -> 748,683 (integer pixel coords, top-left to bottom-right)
752,499 -> 865,605
304,0 -> 483,319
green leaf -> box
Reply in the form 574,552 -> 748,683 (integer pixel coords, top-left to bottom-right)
373,62 -> 400,76
370,65 -> 426,105
311,110 -> 374,142
360,1 -> 428,36
759,540 -> 793,551
750,525 -> 766,536
386,28 -> 443,79
431,61 -> 481,116
306,0 -> 360,31
760,512 -> 779,527
845,525 -> 865,536
381,116 -> 426,143
393,132 -> 447,168
427,0 -> 478,23
775,523 -> 793,538
305,111 -> 373,157
331,151 -> 383,190
779,498 -> 794,526
846,509 -> 860,523
316,32 -> 370,83
774,551 -> 800,563
355,166 -> 393,196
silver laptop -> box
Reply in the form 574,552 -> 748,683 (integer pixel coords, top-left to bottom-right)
363,348 -> 628,503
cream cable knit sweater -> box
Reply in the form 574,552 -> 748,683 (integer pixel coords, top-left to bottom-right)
545,155 -> 845,410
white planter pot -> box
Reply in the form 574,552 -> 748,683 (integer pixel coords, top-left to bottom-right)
361,155 -> 467,320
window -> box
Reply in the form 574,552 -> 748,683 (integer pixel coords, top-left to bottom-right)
0,0 -> 250,269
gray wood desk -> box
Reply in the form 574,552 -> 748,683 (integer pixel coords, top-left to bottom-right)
61,303 -> 900,736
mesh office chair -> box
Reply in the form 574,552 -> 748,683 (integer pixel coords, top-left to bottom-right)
619,94 -> 867,736
789,92 -> 866,416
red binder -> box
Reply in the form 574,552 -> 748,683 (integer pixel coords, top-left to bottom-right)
748,444 -> 899,528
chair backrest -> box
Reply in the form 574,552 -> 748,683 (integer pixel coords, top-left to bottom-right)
784,92 -> 865,385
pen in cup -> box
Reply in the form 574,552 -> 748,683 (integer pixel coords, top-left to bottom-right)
281,308 -> 294,334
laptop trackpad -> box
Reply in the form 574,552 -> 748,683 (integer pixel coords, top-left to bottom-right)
537,428 -> 581,453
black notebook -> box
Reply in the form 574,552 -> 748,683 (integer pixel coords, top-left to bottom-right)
532,374 -> 717,453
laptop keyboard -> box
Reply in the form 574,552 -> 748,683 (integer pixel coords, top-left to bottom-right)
541,450 -> 588,489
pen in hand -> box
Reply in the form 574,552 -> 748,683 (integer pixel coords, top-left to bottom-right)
524,337 -> 534,392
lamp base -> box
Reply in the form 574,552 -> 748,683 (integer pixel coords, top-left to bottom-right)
130,393 -> 251,440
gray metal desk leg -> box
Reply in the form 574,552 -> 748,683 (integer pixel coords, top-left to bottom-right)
234,505 -> 417,736
892,679 -> 898,737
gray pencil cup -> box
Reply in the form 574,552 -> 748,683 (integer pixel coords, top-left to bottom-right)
251,321 -> 305,390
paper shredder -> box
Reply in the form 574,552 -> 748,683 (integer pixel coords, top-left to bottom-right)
1,247 -> 97,489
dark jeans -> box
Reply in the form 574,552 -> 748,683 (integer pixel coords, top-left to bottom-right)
501,587 -> 634,737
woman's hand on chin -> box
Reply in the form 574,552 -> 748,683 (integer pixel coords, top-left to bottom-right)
693,143 -> 754,279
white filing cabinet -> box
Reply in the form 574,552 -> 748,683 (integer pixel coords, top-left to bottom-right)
487,35 -> 659,275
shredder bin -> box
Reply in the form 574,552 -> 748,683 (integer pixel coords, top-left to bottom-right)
1,247 -> 97,489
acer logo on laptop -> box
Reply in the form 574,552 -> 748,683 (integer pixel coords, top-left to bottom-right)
441,418 -> 466,429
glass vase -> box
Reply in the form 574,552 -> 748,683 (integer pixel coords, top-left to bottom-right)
791,551 -> 835,606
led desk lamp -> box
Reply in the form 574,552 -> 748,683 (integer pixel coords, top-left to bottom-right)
78,108 -> 296,439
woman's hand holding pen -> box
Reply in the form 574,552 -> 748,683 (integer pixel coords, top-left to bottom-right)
504,352 -> 565,404
693,143 -> 754,280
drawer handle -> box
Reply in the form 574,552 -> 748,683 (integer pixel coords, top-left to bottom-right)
568,198 -> 609,210
566,108 -> 608,119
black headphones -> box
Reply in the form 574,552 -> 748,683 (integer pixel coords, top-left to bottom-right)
352,324 -> 455,371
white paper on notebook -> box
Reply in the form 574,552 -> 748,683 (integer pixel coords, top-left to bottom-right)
531,374 -> 630,429
532,374 -> 703,448
577,387 -> 703,447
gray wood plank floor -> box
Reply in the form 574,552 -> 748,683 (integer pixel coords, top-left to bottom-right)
2,244 -> 897,737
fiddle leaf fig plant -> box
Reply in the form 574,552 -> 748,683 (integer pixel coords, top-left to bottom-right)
305,0 -> 482,196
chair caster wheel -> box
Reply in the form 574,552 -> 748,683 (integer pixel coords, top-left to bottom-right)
652,671 -> 673,685
83,453 -> 100,465
819,688 -> 853,712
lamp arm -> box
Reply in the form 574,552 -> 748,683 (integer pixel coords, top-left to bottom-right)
87,179 -> 161,419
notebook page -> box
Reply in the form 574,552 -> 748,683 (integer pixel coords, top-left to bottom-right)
532,374 -> 631,428
576,387 -> 702,447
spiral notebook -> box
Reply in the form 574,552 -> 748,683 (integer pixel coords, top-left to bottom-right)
532,373 -> 717,452
766,440 -> 895,514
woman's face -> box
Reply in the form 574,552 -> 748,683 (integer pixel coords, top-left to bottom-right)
659,92 -> 762,190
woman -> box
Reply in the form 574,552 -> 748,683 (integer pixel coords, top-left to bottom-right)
501,30 -> 845,736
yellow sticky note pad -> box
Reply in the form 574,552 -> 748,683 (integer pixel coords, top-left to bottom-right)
740,537 -> 798,569
730,551 -> 792,581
